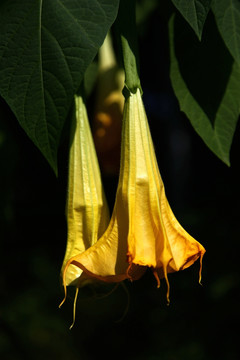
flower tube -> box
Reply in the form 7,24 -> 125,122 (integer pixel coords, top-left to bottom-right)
60,95 -> 110,288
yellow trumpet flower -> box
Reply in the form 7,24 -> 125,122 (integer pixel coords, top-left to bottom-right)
62,89 -> 205,302
60,95 -> 109,288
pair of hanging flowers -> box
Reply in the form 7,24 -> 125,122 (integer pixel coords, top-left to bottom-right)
61,86 -> 205,296
59,3 -> 205,324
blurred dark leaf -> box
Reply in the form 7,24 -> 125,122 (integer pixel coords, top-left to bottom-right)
169,13 -> 240,165
212,0 -> 240,64
171,0 -> 212,39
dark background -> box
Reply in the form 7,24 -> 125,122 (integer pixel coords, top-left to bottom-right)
1,2 -> 240,359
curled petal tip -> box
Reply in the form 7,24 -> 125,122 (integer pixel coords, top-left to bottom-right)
58,300 -> 64,309
152,269 -> 161,288
59,288 -> 68,308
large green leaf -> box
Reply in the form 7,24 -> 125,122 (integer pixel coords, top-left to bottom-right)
212,0 -> 240,64
0,0 -> 119,174
169,14 -> 240,165
171,0 -> 212,39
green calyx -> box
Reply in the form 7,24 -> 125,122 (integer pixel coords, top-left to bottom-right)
116,0 -> 142,97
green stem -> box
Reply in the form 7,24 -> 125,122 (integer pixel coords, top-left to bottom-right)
116,0 -> 142,96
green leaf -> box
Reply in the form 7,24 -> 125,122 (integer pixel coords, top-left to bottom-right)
171,0 -> 212,39
0,0 -> 119,174
169,14 -> 240,165
212,0 -> 240,64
